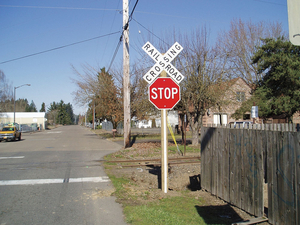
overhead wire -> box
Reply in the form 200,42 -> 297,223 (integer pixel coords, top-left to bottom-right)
0,31 -> 121,64
252,0 -> 286,6
107,0 -> 139,72
107,36 -> 123,72
0,5 -> 121,11
99,0 -> 122,64
132,18 -> 169,46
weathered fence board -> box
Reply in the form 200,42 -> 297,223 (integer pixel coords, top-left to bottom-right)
267,130 -> 274,223
223,127 -> 230,201
254,130 -> 264,217
201,125 -> 300,224
267,131 -> 300,225
296,132 -> 300,225
201,127 -> 264,217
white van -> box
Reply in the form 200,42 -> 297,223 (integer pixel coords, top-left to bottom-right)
231,121 -> 253,128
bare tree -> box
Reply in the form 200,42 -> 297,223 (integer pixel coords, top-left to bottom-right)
131,64 -> 157,120
0,70 -> 13,112
158,27 -> 229,146
110,61 -> 157,122
72,63 -> 153,130
217,19 -> 287,85
71,64 -> 100,107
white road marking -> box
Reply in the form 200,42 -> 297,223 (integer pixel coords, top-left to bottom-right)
0,156 -> 25,159
0,179 -> 64,185
47,131 -> 62,134
0,177 -> 110,186
69,177 -> 109,183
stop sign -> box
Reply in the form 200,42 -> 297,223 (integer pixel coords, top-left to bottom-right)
148,77 -> 181,110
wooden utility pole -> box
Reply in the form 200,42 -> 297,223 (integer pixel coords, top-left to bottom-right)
123,0 -> 131,148
160,70 -> 168,193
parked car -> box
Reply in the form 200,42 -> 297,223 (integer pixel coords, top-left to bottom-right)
230,121 -> 253,128
0,125 -> 21,142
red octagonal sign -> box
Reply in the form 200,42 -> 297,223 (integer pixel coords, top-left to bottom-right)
148,77 -> 181,110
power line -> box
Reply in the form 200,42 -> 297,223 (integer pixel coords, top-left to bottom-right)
252,0 -> 286,6
0,5 -> 121,11
107,0 -> 140,72
107,37 -> 123,72
129,0 -> 139,21
99,0 -> 121,64
0,31 -> 121,64
132,18 -> 169,46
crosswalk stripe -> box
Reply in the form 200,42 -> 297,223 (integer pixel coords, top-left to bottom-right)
0,156 -> 25,159
0,177 -> 110,186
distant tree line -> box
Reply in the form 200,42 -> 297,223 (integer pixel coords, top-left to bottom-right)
0,70 -> 76,125
47,100 -> 75,125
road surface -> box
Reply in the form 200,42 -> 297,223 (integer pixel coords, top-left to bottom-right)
0,125 -> 127,225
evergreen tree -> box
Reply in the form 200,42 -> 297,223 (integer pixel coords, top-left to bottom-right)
234,37 -> 300,122
40,102 -> 46,112
26,100 -> 37,112
47,100 -> 74,125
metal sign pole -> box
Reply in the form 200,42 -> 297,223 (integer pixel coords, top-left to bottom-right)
160,70 -> 168,193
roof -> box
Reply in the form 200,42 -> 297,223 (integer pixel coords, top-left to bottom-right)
0,112 -> 46,118
225,77 -> 250,89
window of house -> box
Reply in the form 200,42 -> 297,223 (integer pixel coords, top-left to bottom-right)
236,92 -> 245,102
243,114 -> 250,120
213,113 -> 228,125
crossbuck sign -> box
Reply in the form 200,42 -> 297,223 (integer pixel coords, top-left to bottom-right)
142,42 -> 184,84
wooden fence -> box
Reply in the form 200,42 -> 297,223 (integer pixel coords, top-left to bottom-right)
201,125 -> 300,225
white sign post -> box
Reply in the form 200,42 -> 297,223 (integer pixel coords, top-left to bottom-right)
142,41 -> 183,193
251,106 -> 258,118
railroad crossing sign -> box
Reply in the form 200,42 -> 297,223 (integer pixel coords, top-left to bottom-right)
142,41 -> 184,84
142,41 -> 183,194
149,77 -> 181,110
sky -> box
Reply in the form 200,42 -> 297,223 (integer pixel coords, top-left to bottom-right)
0,0 -> 289,115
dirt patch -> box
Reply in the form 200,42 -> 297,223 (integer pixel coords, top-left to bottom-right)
91,188 -> 116,199
104,142 -> 269,224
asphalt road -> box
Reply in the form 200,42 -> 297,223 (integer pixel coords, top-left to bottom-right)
0,125 -> 127,225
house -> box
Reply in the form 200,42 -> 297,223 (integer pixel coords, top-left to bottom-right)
203,77 -> 252,126
0,112 -> 46,131
155,110 -> 179,128
178,77 -> 252,129
136,119 -> 152,128
134,110 -> 179,128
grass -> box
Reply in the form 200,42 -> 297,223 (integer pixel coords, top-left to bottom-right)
107,172 -> 207,225
104,142 -> 208,225
92,128 -> 193,142
102,131 -> 237,224
107,172 -> 232,225
168,145 -> 200,155
124,197 -> 208,225
108,174 -> 132,199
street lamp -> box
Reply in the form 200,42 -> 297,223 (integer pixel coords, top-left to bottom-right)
14,84 -> 31,125
87,94 -> 96,130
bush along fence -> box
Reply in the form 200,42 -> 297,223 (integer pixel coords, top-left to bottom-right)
201,124 -> 300,225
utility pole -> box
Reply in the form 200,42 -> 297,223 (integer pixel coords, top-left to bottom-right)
123,0 -> 131,148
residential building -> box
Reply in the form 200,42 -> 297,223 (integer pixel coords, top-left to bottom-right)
203,77 -> 252,126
